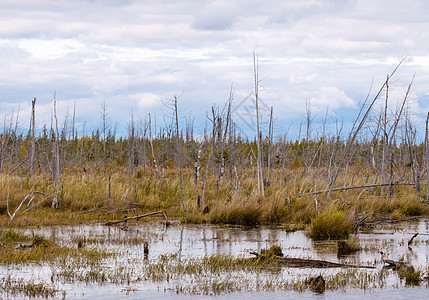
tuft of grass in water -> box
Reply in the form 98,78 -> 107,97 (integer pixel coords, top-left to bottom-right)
0,229 -> 29,244
309,207 -> 354,240
0,275 -> 59,298
0,229 -> 113,264
398,266 -> 422,285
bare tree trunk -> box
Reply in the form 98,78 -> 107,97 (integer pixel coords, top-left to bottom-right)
381,75 -> 388,196
71,101 -> 76,174
52,94 -> 60,208
267,106 -> 273,186
30,98 -> 36,177
128,113 -> 135,186
194,148 -> 201,186
148,113 -> 161,182
253,52 -> 264,197
304,100 -> 312,179
174,95 -> 186,212
202,108 -> 216,208
101,101 -> 108,174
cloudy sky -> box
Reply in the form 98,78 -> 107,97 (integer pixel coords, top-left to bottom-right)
1,0 -> 428,139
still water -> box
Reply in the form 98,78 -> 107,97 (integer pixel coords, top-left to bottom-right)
2,220 -> 429,299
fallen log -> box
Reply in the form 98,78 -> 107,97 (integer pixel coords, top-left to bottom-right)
105,211 -> 168,226
276,257 -> 375,269
250,254 -> 375,269
382,259 -> 408,270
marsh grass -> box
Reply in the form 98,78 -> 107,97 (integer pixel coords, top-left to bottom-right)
209,203 -> 262,226
309,207 -> 354,240
397,266 -> 422,285
0,276 -> 59,298
1,168 -> 428,227
0,229 -> 113,264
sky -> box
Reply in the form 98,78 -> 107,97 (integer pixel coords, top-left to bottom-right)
0,0 -> 428,140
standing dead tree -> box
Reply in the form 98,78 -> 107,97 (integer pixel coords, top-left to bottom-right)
101,101 -> 109,174
326,58 -> 405,200
127,112 -> 136,187
174,94 -> 186,212
71,101 -> 77,174
51,93 -> 60,208
385,75 -> 414,196
149,113 -> 161,182
202,107 -> 217,208
267,106 -> 273,187
29,98 -> 36,177
162,93 -> 187,212
254,51 -> 264,197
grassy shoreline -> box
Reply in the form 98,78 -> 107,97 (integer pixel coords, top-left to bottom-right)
1,168 -> 428,229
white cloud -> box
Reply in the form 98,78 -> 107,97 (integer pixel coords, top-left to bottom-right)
310,86 -> 356,112
137,93 -> 161,109
0,0 -> 428,137
289,72 -> 319,84
19,39 -> 84,60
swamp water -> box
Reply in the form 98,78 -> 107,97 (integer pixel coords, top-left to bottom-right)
2,220 -> 429,299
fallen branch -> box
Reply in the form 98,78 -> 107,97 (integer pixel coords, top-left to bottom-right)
6,179 -> 58,224
105,211 -> 168,226
250,252 -> 375,269
298,182 -> 414,196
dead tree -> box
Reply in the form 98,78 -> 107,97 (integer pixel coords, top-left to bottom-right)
71,101 -> 76,174
194,148 -> 201,186
29,98 -> 36,177
253,52 -> 264,197
149,113 -> 161,182
127,112 -> 136,186
267,106 -> 273,187
326,58 -> 405,199
174,95 -> 186,212
386,75 -> 414,196
202,108 -> 217,207
51,93 -> 60,208
101,101 -> 109,174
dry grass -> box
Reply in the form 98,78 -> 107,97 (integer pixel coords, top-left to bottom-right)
1,165 -> 428,227
0,229 -> 113,264
309,206 -> 354,240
